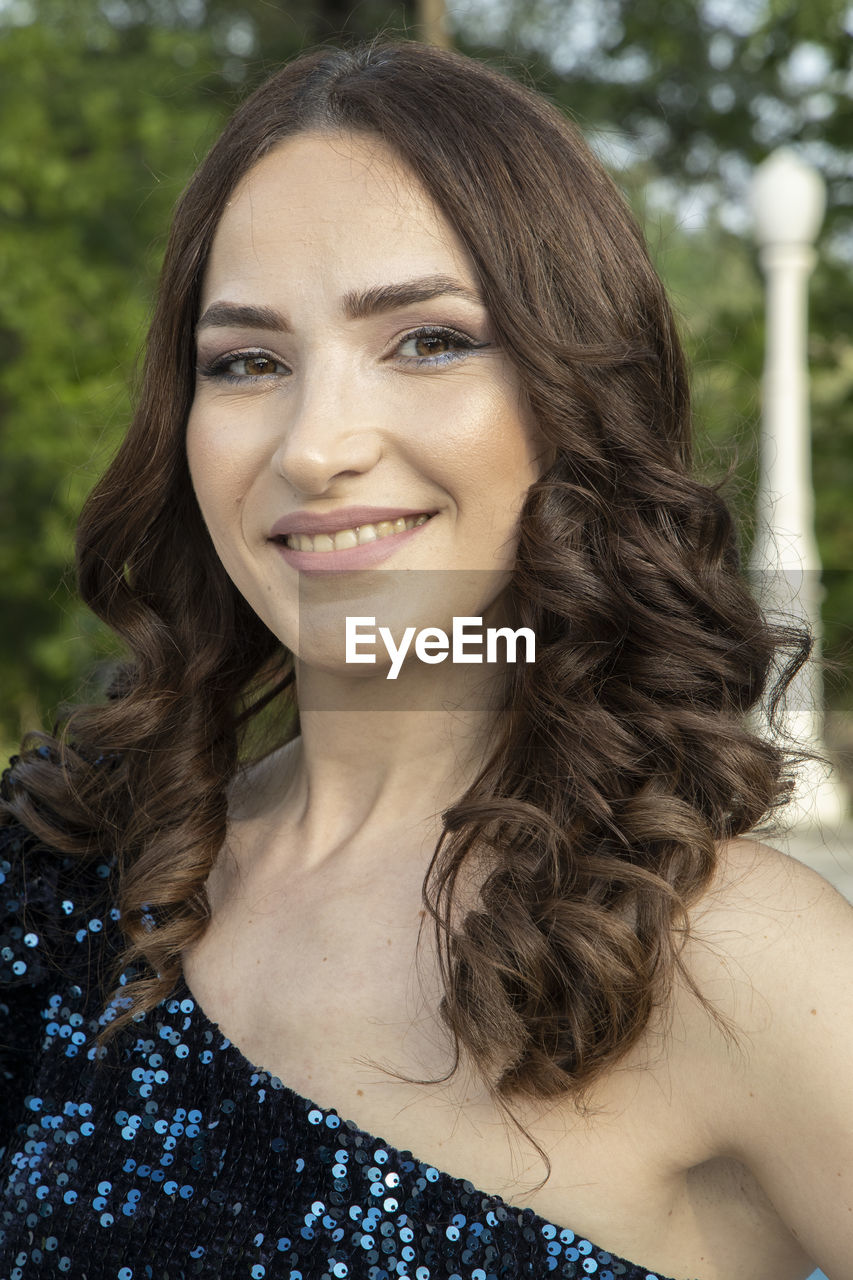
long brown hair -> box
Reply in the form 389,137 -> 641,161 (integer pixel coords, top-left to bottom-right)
2,37 -> 808,1187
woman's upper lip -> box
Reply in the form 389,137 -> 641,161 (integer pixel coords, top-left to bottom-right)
269,506 -> 437,538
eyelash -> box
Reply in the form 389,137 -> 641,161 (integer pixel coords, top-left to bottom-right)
198,325 -> 486,383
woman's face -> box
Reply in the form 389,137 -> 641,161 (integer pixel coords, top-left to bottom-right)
186,130 -> 550,674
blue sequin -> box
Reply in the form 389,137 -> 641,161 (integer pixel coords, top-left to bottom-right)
0,820 -> 686,1280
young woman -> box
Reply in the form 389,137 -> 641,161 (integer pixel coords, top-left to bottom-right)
2,38 -> 851,1280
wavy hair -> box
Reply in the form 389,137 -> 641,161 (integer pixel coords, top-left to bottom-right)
2,36 -> 809,1187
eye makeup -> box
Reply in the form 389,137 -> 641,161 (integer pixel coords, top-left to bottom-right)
196,324 -> 492,384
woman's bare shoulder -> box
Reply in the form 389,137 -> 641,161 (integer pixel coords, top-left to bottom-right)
671,832 -> 853,1276
673,831 -> 853,1064
686,831 -> 851,965
680,833 -> 853,1026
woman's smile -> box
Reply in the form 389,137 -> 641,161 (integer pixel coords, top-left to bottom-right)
272,511 -> 437,572
280,512 -> 433,551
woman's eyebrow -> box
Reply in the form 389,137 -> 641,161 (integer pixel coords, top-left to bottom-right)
197,302 -> 285,332
196,274 -> 485,333
344,275 -> 485,319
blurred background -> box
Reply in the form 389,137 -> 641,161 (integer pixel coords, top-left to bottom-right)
0,0 -> 851,779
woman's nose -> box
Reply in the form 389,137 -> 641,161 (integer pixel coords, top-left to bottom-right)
270,363 -> 384,495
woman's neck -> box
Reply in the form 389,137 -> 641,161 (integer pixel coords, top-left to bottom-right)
229,657 -> 504,880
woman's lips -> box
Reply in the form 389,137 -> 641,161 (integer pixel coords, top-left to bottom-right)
271,513 -> 436,571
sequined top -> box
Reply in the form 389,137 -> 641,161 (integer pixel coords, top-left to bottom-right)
1,820 -> 685,1280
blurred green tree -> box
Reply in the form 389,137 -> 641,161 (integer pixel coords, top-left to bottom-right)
1,5 -> 194,744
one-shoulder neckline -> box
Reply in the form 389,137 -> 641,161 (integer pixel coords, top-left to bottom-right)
172,971 -> 682,1280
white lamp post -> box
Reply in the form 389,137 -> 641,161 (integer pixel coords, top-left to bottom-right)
749,148 -> 847,827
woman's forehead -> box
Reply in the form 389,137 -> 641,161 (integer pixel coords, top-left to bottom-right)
204,131 -> 480,307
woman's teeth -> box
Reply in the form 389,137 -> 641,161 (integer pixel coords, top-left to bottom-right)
284,513 -> 432,553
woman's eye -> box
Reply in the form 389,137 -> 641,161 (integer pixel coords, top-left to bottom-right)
199,351 -> 287,382
198,327 -> 486,383
396,326 -> 482,365
238,354 -> 282,377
